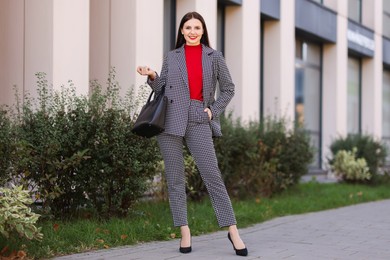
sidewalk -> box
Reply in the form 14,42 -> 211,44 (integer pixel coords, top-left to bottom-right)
54,199 -> 390,260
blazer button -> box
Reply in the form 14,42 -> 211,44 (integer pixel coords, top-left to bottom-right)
170,86 -> 172,89
170,100 -> 174,103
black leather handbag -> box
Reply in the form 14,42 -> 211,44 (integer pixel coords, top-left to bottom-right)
131,87 -> 167,138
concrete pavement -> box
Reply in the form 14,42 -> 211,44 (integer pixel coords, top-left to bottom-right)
53,199 -> 390,260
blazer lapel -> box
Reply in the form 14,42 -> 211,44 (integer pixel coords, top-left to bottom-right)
202,45 -> 214,102
175,46 -> 189,89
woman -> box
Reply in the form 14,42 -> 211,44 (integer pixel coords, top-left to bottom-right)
137,11 -> 248,256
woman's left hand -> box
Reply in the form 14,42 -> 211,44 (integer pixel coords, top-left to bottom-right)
136,66 -> 156,80
204,108 -> 212,120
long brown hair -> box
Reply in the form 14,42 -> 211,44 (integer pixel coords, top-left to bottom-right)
175,12 -> 211,49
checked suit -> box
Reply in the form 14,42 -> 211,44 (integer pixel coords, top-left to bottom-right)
148,44 -> 237,228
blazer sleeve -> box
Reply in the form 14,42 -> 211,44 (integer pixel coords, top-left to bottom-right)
209,51 -> 235,118
147,54 -> 168,94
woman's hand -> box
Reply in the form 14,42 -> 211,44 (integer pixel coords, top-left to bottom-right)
137,66 -> 156,80
204,108 -> 212,120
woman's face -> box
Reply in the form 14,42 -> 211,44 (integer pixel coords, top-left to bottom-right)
181,18 -> 203,46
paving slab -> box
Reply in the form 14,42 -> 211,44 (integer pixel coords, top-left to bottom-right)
53,199 -> 390,260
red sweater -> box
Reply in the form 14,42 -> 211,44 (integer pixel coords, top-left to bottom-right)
184,44 -> 203,101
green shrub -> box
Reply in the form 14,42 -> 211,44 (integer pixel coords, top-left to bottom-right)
8,71 -> 161,218
0,107 -> 12,185
259,121 -> 314,186
329,134 -> 387,183
0,185 -> 43,241
331,148 -> 371,182
214,114 -> 259,191
214,114 -> 313,198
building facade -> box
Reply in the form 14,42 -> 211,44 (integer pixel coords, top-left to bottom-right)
1,0 -> 390,171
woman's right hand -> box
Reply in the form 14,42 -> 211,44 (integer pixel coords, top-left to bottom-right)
137,66 -> 156,80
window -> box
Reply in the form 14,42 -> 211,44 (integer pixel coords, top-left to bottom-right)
217,4 -> 225,53
163,0 -> 176,53
295,39 -> 322,169
348,0 -> 362,23
383,69 -> 390,165
383,0 -> 390,38
347,57 -> 361,135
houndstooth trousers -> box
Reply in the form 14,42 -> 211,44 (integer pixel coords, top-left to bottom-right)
157,100 -> 237,228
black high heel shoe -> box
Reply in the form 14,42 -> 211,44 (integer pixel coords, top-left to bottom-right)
228,233 -> 248,256
179,238 -> 192,253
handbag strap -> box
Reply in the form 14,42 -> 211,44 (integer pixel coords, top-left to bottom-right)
148,86 -> 166,103
146,91 -> 154,103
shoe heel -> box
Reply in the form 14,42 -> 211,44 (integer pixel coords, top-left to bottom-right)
179,238 -> 192,254
228,233 -> 248,256
179,245 -> 192,254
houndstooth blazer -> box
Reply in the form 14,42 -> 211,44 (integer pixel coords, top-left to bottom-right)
147,44 -> 235,137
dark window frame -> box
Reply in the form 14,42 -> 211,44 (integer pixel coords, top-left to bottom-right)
163,0 -> 176,53
260,20 -> 264,121
309,0 -> 323,4
217,3 -> 226,54
348,0 -> 362,23
383,8 -> 390,38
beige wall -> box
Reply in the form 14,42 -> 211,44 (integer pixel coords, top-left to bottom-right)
110,0 -> 136,95
361,0 -> 383,138
53,0 -> 89,95
133,0 -> 164,92
263,0 -> 295,123
225,0 -> 260,120
90,0 -> 110,87
89,0 -> 164,96
322,0 -> 349,167
1,0 -> 89,103
25,0 -> 54,97
0,0 -> 24,106
362,0 -> 376,30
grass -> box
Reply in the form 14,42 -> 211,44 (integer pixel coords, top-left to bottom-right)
2,181 -> 390,259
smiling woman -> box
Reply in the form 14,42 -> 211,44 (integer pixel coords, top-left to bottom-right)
175,11 -> 211,49
136,11 -> 247,256
181,18 -> 204,46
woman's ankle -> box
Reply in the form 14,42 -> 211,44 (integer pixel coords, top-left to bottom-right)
228,225 -> 239,236
180,225 -> 190,234
180,225 -> 191,246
